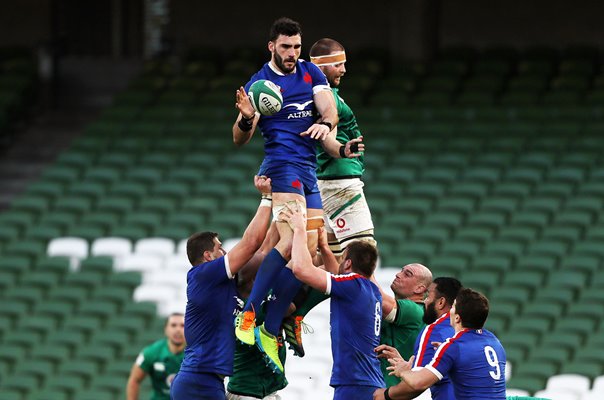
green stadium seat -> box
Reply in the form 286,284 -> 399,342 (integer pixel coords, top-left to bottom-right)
62,316 -> 103,338
532,287 -> 575,306
546,270 -> 589,292
29,390 -> 70,400
528,239 -> 570,258
78,302 -> 119,322
530,346 -> 571,368
91,375 -> 128,393
44,329 -> 87,351
59,359 -> 99,384
0,389 -> 25,400
44,375 -> 87,396
74,390 -> 115,400
30,344 -> 72,366
507,316 -> 551,338
501,271 -> 544,292
555,316 -> 598,339
489,286 -> 531,309
460,270 -> 500,293
138,196 -> 179,216
107,271 -> 142,290
500,332 -> 539,358
3,373 -> 42,395
64,270 -> 106,291
455,226 -> 497,246
25,181 -> 66,200
513,360 -> 558,382
498,226 -> 539,242
540,331 -> 584,353
98,152 -> 138,169
9,195 -> 50,216
4,286 -> 45,308
560,361 -> 603,379
516,254 -> 557,274
3,330 -> 44,351
91,286 -> 133,307
14,359 -> 55,382
47,286 -> 89,307
53,196 -> 93,216
18,315 -> 58,338
79,256 -> 114,275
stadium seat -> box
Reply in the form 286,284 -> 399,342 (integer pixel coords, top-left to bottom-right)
133,237 -> 176,257
90,237 -> 132,258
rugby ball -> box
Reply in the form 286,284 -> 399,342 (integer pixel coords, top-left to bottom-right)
248,79 -> 283,116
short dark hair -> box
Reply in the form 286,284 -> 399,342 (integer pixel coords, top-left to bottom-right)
433,277 -> 463,307
186,231 -> 218,266
345,241 -> 378,278
269,17 -> 302,42
165,312 -> 184,327
455,288 -> 489,329
309,38 -> 345,58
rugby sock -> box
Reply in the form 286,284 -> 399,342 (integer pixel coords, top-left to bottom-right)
243,248 -> 287,313
264,266 -> 303,336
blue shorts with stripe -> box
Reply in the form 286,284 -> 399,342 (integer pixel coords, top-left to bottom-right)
258,161 -> 322,209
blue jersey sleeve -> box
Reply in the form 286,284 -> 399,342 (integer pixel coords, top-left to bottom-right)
426,336 -> 459,380
187,256 -> 232,302
328,273 -> 362,300
306,61 -> 330,92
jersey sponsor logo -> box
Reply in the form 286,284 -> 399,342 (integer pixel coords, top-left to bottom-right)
287,110 -> 314,119
303,72 -> 312,84
292,179 -> 302,190
283,100 -> 313,111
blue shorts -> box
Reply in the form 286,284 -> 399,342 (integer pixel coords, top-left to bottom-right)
333,385 -> 382,400
171,371 -> 225,400
259,161 -> 322,209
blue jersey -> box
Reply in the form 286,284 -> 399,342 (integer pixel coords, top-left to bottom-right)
179,255 -> 238,376
245,60 -> 330,169
412,313 -> 456,400
426,328 -> 507,400
326,272 -> 385,389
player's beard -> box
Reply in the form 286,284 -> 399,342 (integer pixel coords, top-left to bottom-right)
274,51 -> 296,73
423,302 -> 438,325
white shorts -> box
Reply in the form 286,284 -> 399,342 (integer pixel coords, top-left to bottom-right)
318,178 -> 374,245
226,391 -> 282,400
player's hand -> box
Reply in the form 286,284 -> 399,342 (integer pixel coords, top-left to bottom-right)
345,136 -> 364,158
375,344 -> 402,360
373,388 -> 386,400
235,86 -> 256,119
254,175 -> 272,196
317,226 -> 329,249
386,355 -> 415,378
279,201 -> 306,231
300,123 -> 331,140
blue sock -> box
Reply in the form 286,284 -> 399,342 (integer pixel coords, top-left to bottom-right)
264,267 -> 302,336
243,248 -> 287,314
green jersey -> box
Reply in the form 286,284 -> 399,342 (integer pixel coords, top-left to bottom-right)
316,88 -> 364,179
136,338 -> 184,400
227,299 -> 288,398
379,299 -> 425,387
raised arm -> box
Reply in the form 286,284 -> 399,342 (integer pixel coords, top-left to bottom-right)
232,86 -> 259,146
227,176 -> 272,274
281,203 -> 329,293
370,274 -> 398,319
321,134 -> 365,159
300,89 -> 339,140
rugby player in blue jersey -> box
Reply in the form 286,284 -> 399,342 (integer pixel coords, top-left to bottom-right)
281,202 -> 385,400
374,288 -> 507,400
232,17 -> 363,373
376,277 -> 463,400
170,175 -> 273,400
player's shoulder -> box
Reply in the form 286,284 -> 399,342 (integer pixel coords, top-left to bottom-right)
143,337 -> 167,355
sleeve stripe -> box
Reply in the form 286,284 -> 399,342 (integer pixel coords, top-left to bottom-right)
325,271 -> 332,295
416,312 -> 450,366
224,254 -> 233,279
426,365 -> 443,380
331,272 -> 362,282
313,84 -> 331,94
